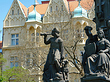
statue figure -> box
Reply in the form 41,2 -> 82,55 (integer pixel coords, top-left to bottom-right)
83,27 -> 110,77
95,28 -> 110,75
41,28 -> 69,82
82,26 -> 98,74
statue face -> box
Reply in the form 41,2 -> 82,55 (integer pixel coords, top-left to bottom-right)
98,31 -> 104,38
52,31 -> 55,36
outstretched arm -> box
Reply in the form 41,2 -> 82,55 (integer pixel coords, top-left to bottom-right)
44,34 -> 51,45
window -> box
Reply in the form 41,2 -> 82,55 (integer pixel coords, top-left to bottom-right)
18,9 -> 19,15
61,5 -> 63,11
12,10 -> 14,15
31,33 -> 35,42
26,59 -> 30,67
26,54 -> 30,67
11,34 -> 19,45
31,33 -> 40,42
56,6 -> 58,11
50,6 -> 52,12
36,33 -> 39,42
10,56 -> 19,68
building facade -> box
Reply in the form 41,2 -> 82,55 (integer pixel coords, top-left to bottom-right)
2,0 -> 96,81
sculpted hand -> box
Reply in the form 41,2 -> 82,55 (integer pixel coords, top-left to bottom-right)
44,33 -> 47,37
99,50 -> 104,53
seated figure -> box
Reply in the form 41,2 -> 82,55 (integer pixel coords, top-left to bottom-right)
83,27 -> 110,76
82,26 -> 98,74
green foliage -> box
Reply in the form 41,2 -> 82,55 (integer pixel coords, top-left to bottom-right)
2,67 -> 35,82
0,54 -> 35,82
0,54 -> 7,66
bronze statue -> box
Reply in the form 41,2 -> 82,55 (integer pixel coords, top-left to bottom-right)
42,28 -> 69,82
82,27 -> 110,77
82,26 -> 98,74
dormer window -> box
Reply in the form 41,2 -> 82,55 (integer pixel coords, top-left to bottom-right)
12,10 -> 14,15
50,6 -> 52,12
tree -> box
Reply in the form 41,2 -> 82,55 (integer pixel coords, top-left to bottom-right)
0,54 -> 6,81
2,67 -> 35,82
64,39 -> 84,76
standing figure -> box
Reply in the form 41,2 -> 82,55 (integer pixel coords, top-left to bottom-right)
42,28 -> 66,82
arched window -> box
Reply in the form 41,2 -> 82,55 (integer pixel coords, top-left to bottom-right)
36,32 -> 39,42
31,32 -> 40,42
31,33 -> 35,42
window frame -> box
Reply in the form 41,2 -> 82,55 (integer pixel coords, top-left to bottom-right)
18,9 -> 19,15
10,56 -> 19,68
11,34 -> 19,46
50,6 -> 52,12
12,10 -> 14,15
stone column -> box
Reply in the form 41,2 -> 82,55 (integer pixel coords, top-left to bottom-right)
35,29 -> 36,46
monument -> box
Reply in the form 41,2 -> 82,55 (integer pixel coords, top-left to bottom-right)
41,28 -> 69,82
81,0 -> 110,82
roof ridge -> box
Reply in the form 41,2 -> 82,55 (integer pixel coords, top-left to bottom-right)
18,0 -> 28,17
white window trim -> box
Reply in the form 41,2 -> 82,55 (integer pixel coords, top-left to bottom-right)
10,56 -> 19,68
11,34 -> 19,46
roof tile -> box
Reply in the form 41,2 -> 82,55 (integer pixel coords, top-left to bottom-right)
69,0 -> 94,12
19,0 -> 94,17
19,1 -> 28,17
28,4 -> 48,15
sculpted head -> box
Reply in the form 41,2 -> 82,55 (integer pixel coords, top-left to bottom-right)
97,28 -> 105,39
84,26 -> 93,37
51,28 -> 60,37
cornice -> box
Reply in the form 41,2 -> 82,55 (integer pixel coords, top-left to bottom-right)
2,45 -> 24,50
3,25 -> 25,28
43,21 -> 69,25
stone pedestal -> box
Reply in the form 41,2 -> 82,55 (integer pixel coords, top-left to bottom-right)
81,74 -> 110,82
53,79 -> 65,82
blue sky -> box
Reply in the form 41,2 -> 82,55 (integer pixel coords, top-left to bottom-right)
0,0 -> 42,41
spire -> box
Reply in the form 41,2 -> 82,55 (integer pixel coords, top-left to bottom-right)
34,0 -> 39,5
33,0 -> 39,11
27,0 -> 41,22
78,0 -> 81,2
78,0 -> 81,7
72,0 -> 87,18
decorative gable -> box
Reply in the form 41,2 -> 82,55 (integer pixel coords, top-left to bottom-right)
43,0 -> 70,23
4,0 -> 27,27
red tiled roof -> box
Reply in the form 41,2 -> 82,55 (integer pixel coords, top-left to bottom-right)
0,41 -> 2,49
69,0 -> 94,12
81,0 -> 94,11
19,0 -> 94,17
19,1 -> 28,17
28,4 -> 48,15
69,1 -> 79,12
